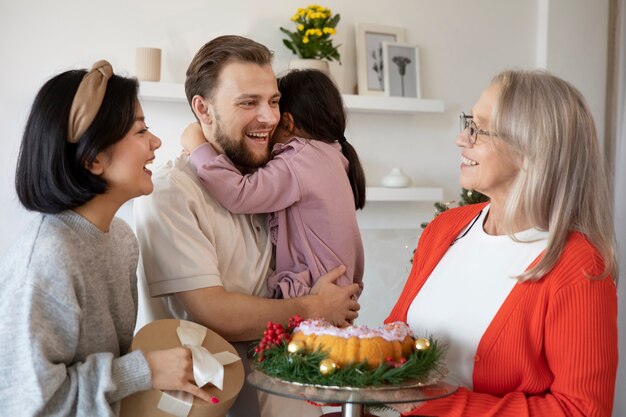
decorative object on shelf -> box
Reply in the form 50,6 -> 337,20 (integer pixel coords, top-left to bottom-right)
135,47 -> 162,82
381,167 -> 412,188
355,23 -> 406,96
382,42 -> 421,98
288,58 -> 330,75
252,317 -> 446,388
280,4 -> 341,73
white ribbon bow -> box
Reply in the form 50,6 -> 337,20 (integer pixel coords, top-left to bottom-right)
157,320 -> 241,417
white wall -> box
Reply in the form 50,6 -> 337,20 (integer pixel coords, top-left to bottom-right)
0,0 -> 544,240
1,0 -> 621,413
0,0 -> 609,235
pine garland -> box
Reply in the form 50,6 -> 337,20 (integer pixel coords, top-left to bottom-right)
420,189 -> 489,229
252,337 -> 445,388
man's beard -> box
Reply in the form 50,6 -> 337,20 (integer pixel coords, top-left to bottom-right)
214,114 -> 270,170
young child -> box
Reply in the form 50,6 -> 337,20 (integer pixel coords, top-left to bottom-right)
182,69 -> 365,299
0,61 -> 212,415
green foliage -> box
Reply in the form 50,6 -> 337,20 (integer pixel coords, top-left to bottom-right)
280,5 -> 341,63
420,189 -> 489,229
253,338 -> 445,388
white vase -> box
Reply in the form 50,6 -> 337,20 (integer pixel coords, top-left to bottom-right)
288,59 -> 330,76
381,168 -> 412,188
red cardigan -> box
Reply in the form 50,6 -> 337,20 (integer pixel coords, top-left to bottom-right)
386,203 -> 618,417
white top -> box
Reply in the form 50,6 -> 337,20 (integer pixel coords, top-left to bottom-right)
134,154 -> 274,321
407,205 -> 549,388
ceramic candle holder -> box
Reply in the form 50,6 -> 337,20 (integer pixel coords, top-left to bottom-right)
135,47 -> 162,82
381,168 -> 412,188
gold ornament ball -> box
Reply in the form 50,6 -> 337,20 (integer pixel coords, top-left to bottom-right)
414,337 -> 431,351
287,340 -> 305,354
319,358 -> 338,375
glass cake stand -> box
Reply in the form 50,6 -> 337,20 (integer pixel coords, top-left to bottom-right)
247,371 -> 459,417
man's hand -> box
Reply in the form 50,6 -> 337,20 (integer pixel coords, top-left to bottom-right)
175,267 -> 360,341
309,266 -> 360,327
180,122 -> 207,155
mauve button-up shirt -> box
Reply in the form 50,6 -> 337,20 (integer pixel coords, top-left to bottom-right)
190,137 -> 364,298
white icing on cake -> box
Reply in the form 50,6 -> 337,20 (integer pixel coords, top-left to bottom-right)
294,319 -> 414,342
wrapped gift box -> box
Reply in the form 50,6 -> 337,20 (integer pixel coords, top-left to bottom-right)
120,319 -> 244,417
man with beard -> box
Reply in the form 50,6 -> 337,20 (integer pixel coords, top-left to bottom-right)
133,36 -> 360,417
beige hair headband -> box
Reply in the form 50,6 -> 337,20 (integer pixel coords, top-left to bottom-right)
67,60 -> 114,143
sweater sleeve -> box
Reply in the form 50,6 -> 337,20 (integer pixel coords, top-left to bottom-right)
404,272 -> 618,417
190,142 -> 302,213
0,282 -> 152,416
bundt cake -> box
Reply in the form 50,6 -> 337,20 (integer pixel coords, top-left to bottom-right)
290,319 -> 415,368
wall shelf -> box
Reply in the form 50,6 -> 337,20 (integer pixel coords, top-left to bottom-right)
139,82 -> 445,114
366,187 -> 443,202
138,82 -> 445,206
342,94 -> 444,114
139,82 -> 187,103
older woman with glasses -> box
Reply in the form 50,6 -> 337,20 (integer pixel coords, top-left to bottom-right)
387,70 -> 618,416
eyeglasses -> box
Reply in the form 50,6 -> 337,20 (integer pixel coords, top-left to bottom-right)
460,112 -> 497,145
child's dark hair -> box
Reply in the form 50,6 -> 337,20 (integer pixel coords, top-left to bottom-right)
16,69 -> 139,213
277,69 -> 366,209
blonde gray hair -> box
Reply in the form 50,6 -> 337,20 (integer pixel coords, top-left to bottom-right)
491,69 -> 616,281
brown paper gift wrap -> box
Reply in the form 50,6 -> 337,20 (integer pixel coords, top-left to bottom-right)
120,319 -> 244,417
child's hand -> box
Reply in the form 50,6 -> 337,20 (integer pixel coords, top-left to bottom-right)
181,122 -> 207,155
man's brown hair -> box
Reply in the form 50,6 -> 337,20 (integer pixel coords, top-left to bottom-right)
184,35 -> 274,109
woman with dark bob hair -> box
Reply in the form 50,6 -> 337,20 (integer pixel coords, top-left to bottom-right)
0,61 -> 212,415
387,70 -> 618,416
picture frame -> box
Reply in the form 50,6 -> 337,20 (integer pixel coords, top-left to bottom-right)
355,23 -> 406,96
382,42 -> 421,98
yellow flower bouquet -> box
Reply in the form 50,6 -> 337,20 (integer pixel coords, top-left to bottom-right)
280,4 -> 341,63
